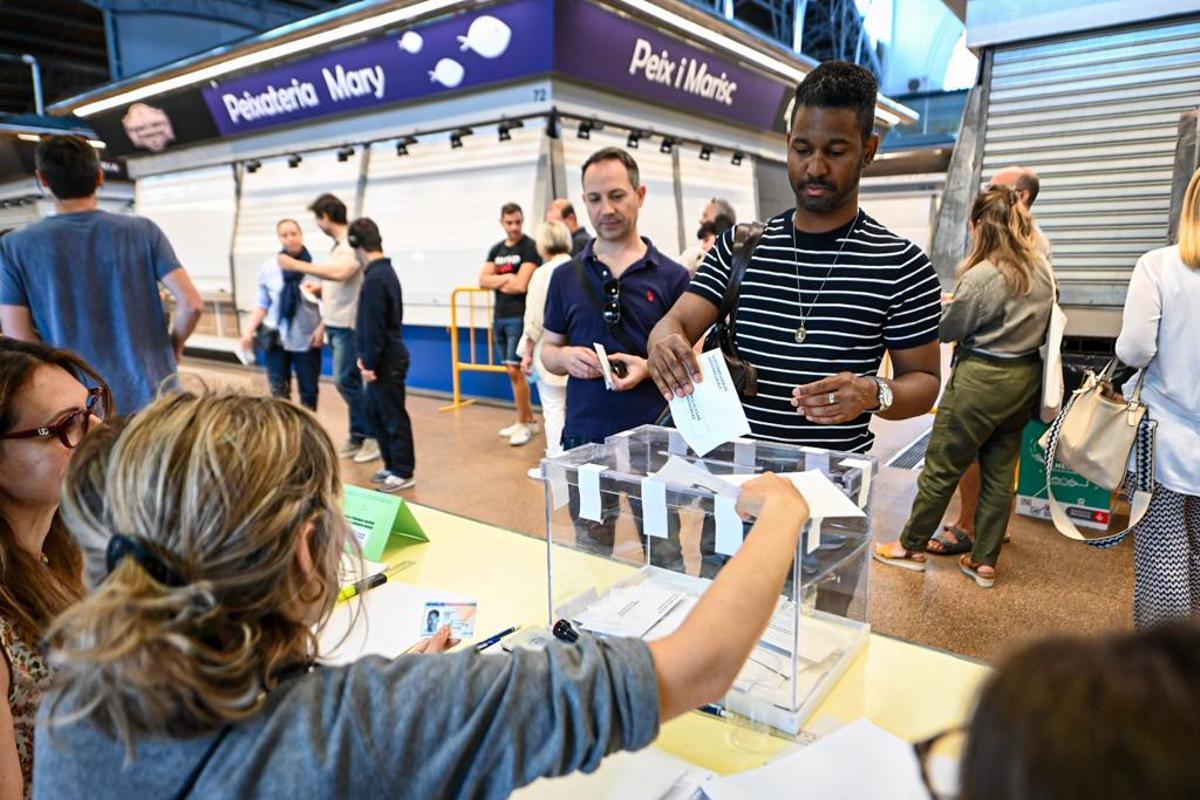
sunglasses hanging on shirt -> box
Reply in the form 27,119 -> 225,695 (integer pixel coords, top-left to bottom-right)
602,279 -> 621,326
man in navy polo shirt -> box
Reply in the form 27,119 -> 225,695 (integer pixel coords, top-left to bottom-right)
542,147 -> 689,562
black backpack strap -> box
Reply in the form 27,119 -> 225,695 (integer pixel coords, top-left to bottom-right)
574,258 -> 644,357
718,222 -> 764,321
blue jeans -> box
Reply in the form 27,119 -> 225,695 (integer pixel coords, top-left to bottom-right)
493,317 -> 524,366
265,345 -> 321,411
326,326 -> 371,443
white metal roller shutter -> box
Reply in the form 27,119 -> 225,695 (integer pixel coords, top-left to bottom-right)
232,148 -> 359,318
982,16 -> 1200,307
136,165 -> 237,295
360,124 -> 542,327
563,129 -> 681,257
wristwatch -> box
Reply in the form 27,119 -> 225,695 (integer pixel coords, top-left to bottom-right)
868,377 -> 893,413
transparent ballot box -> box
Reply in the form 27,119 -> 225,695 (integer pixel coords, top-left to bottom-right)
542,425 -> 874,737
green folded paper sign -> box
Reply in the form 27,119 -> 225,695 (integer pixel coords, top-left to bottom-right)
342,485 -> 429,561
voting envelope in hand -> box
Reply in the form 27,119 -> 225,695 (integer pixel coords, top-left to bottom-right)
668,349 -> 751,456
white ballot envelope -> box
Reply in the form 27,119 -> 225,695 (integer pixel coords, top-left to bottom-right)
594,342 -> 616,390
668,350 -> 751,456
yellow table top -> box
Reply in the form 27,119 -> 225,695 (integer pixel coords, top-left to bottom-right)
372,503 -> 989,775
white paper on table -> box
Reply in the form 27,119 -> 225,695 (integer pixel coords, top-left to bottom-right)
701,719 -> 928,800
575,585 -> 686,638
593,342 -> 615,390
512,747 -> 715,800
654,455 -> 740,498
641,476 -> 669,539
643,594 -> 698,641
839,457 -> 874,509
723,470 -> 864,520
714,494 -> 744,556
758,606 -> 842,663
319,582 -> 476,665
668,349 -> 751,456
578,463 -> 605,521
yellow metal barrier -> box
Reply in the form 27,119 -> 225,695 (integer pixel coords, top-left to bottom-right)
439,287 -> 510,412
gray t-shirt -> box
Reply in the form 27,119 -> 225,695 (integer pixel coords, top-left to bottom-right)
34,635 -> 659,799
0,210 -> 181,414
320,238 -> 365,329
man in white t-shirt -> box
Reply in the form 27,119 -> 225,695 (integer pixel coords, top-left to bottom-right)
279,193 -> 378,463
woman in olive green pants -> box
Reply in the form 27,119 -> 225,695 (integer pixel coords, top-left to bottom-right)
875,188 -> 1054,587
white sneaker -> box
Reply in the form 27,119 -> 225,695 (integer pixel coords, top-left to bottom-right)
369,469 -> 391,484
527,466 -> 543,480
499,420 -> 538,437
339,440 -> 363,459
379,475 -> 415,493
353,439 -> 382,463
509,424 -> 534,447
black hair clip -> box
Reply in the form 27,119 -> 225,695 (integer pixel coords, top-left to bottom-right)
105,533 -> 187,588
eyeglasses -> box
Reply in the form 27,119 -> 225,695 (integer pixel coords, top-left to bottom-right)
0,386 -> 108,449
602,279 -> 621,326
913,726 -> 967,800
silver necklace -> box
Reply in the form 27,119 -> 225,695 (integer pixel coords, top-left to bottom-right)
790,209 -> 861,343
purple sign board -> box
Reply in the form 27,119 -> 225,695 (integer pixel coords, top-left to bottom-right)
201,0 -> 553,136
91,0 -> 797,155
554,0 -> 792,132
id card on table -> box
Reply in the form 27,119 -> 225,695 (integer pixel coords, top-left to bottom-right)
420,601 -> 477,638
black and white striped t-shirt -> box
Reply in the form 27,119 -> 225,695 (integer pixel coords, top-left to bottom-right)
688,208 -> 941,453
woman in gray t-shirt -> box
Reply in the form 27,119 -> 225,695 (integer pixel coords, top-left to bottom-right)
34,391 -> 808,799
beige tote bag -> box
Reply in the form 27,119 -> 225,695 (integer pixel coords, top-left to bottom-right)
1041,360 -> 1156,548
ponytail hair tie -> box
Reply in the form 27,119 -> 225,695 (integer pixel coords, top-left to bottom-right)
106,534 -> 187,588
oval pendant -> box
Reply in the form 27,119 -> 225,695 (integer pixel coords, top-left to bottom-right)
794,325 -> 807,343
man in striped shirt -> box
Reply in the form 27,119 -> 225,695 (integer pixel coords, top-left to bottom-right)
648,61 -> 942,454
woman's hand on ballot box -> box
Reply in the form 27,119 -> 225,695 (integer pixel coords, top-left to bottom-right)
649,474 -> 809,721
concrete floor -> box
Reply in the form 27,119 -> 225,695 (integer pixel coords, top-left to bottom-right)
182,359 -> 1134,663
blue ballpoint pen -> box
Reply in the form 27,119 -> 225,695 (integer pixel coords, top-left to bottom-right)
473,625 -> 521,652
697,704 -> 726,719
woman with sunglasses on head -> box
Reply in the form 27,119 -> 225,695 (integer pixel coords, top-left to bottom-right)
34,390 -> 808,799
874,187 -> 1054,588
0,339 -> 107,799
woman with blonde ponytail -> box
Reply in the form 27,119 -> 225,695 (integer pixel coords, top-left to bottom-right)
35,390 -> 812,799
1116,168 -> 1200,629
876,187 -> 1054,589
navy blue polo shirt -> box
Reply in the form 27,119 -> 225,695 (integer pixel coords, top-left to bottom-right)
543,238 -> 690,440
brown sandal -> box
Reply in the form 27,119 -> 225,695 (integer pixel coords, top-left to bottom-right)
959,554 -> 996,588
873,544 -> 927,572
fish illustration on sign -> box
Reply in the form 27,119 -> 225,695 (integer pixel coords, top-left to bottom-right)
456,16 -> 511,59
398,31 -> 423,54
429,58 -> 465,87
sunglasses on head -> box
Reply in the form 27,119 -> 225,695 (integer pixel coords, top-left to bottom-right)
0,386 -> 108,449
602,279 -> 621,326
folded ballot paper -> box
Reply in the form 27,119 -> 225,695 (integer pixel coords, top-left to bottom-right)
667,349 -> 751,456
643,457 -> 865,558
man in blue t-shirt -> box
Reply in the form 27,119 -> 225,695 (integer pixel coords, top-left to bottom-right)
541,147 -> 690,563
0,136 -> 203,414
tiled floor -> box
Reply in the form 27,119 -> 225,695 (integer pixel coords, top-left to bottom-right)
182,359 -> 1134,663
